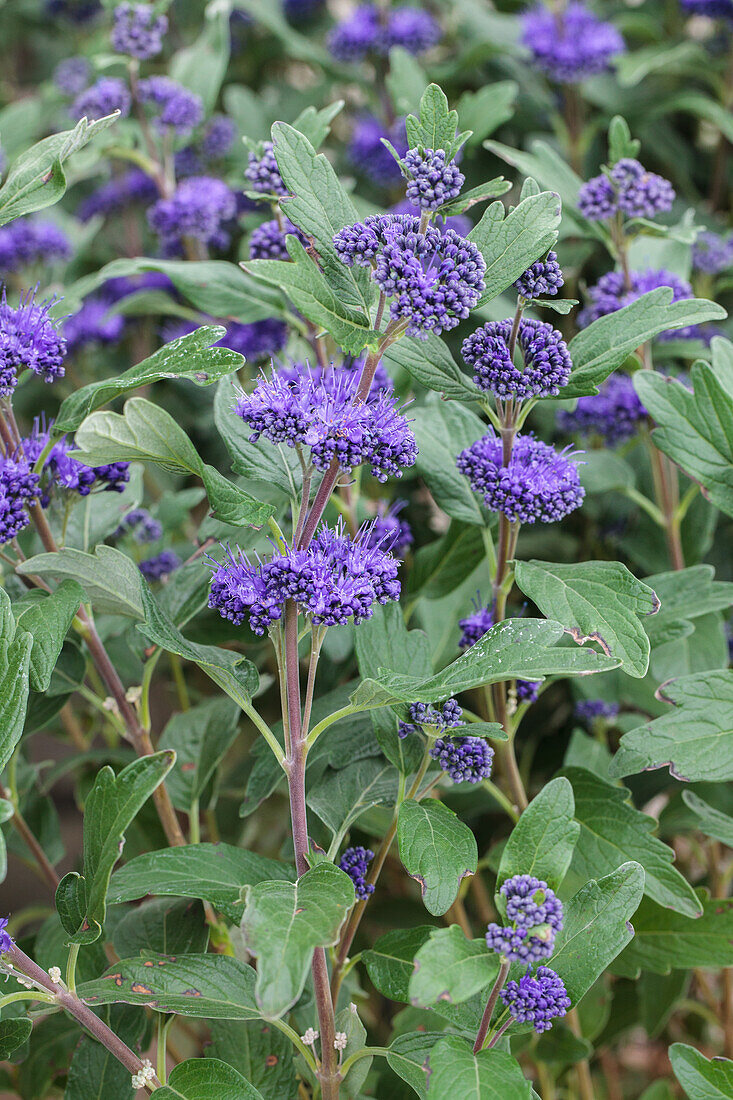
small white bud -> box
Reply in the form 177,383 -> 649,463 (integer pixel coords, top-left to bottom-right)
334,1032 -> 348,1051
506,685 -> 518,717
131,1059 -> 155,1088
48,966 -> 62,984
301,1027 -> 319,1046
102,696 -> 119,715
125,685 -> 142,706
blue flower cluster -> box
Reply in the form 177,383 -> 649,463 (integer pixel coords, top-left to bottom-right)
486,874 -> 563,964
0,916 -> 13,954
233,366 -> 416,482
558,373 -> 647,445
328,5 -> 440,61
462,318 -> 573,401
430,736 -> 494,783
348,115 -> 407,187
115,508 -> 163,543
111,2 -> 167,59
692,230 -> 733,274
73,77 -> 132,121
208,521 -> 401,634
137,77 -> 204,135
575,699 -> 620,722
65,295 -> 125,352
522,2 -> 624,83
23,418 -> 130,499
500,966 -> 571,1033
516,679 -> 541,704
249,218 -> 307,261
404,148 -> 464,211
245,141 -> 288,197
578,159 -> 675,222
680,0 -> 733,16
579,269 -> 692,330
458,602 -> 495,649
367,500 -> 413,557
0,289 -> 67,396
0,454 -> 40,544
77,169 -> 158,222
514,252 -> 564,300
333,214 -> 485,338
148,176 -> 237,252
457,431 -> 585,525
397,698 -> 464,739
54,56 -> 91,95
339,846 -> 375,900
0,219 -> 72,272
139,550 -> 181,580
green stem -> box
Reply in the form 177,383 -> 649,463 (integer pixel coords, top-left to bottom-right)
66,943 -> 80,995
339,1046 -> 391,1077
157,1015 -> 173,1085
189,797 -> 200,845
481,779 -> 520,823
0,989 -> 55,1010
271,1018 -> 320,1074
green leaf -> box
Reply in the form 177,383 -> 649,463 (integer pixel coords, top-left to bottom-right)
14,580 -> 84,692
457,82 -> 518,146
272,123 -> 371,312
0,114 -> 118,225
137,584 -> 260,712
0,591 -> 37,773
635,363 -> 733,518
335,1004 -> 372,1097
386,1032 -> 438,1100
240,862 -> 355,1018
514,560 -> 659,678
243,240 -> 376,355
307,758 -> 399,836
535,1025 -> 593,1067
73,398 -> 273,528
56,752 -> 175,943
17,546 -> 143,619
607,115 -> 641,162
55,326 -> 245,435
617,895 -> 733,975
470,192 -> 561,306
64,1006 -> 145,1100
363,926 -> 434,1003
682,791 -> 733,846
232,0 -> 334,67
113,897 -> 209,958
669,1043 -> 733,1100
0,1018 -> 33,1060
397,800 -> 477,916
413,399 -> 488,525
207,1021 -> 298,1100
405,84 -> 467,160
565,295 -> 727,399
290,101 -> 344,151
552,862 -> 645,1006
408,925 -> 499,1008
563,767 -> 702,917
383,333 -> 477,403
170,4 -> 230,113
80,954 -> 261,1019
644,565 -> 733,648
350,618 -> 619,711
386,47 -> 428,116
498,777 -> 579,893
427,1037 -> 533,1100
109,843 -> 292,923
406,523 -> 487,601
609,670 -> 733,783
159,697 -> 240,811
156,1058 -> 264,1100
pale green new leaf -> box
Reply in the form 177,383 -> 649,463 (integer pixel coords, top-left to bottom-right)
609,670 -> 733,783
470,191 -> 561,305
405,84 -> 467,159
397,800 -> 477,916
409,925 -> 499,1008
240,863 -> 355,1017
514,559 -> 659,678
498,777 -> 579,893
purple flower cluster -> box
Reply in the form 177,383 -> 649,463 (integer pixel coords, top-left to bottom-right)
54,56 -> 91,95
139,550 -> 181,580
348,115 -> 407,187
23,419 -> 130,499
578,160 -> 675,222
201,115 -> 237,160
339,846 -> 375,900
692,230 -> 733,274
0,916 -> 13,954
522,2 -> 625,83
0,289 -> 66,396
249,218 -> 307,261
404,148 -> 464,211
0,219 -> 72,272
516,679 -> 541,704
0,454 -> 40,544
77,168 -> 158,222
501,966 -> 571,1033
333,214 -> 485,338
398,698 -> 464,739
680,0 -> 733,16
111,2 -> 168,59
208,521 -> 401,634
430,736 -> 494,783
458,602 -> 494,649
462,318 -> 572,401
137,77 -> 204,135
245,141 -> 288,198
329,5 -> 440,61
234,367 -> 416,482
73,77 -> 132,121
284,0 -> 325,22
575,699 -> 620,722
558,373 -> 647,445
64,295 -> 125,352
367,500 -> 413,557
579,269 -> 692,329
148,177 -> 237,251
115,508 -> 163,543
458,432 -> 585,525
514,252 -> 564,300
486,875 -> 563,964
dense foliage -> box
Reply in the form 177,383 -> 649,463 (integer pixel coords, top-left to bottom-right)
1,1 -> 733,1097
